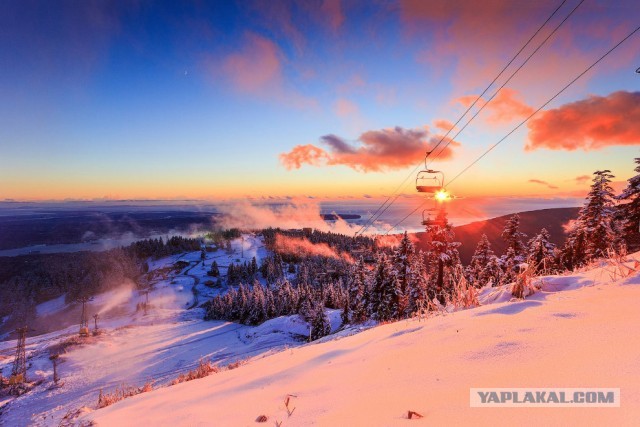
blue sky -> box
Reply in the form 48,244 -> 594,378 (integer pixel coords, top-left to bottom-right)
1,0 -> 639,201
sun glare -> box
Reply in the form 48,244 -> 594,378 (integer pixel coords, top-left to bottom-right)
435,189 -> 450,202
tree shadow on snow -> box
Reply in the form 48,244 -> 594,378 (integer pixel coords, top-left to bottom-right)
475,300 -> 542,316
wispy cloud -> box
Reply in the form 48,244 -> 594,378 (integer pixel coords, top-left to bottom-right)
528,179 -> 558,190
456,88 -> 534,125
574,175 -> 590,184
207,31 -> 316,109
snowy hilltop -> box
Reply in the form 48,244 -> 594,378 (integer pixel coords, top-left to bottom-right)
80,253 -> 640,426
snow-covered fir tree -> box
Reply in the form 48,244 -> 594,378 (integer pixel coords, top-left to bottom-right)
500,214 -> 527,283
309,300 -> 331,341
526,228 -> 556,273
341,294 -> 351,325
468,234 -> 495,287
424,207 -> 461,305
391,232 -> 414,318
483,255 -> 503,287
207,260 -> 220,277
407,251 -> 429,316
246,283 -> 267,325
616,158 -> 640,237
369,253 -> 397,322
568,170 -> 622,264
346,258 -> 368,323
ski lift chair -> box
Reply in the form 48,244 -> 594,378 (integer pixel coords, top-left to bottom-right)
416,170 -> 444,193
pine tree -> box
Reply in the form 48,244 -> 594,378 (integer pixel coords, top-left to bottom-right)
250,257 -> 259,278
500,214 -> 527,282
391,232 -> 414,318
502,214 -> 527,255
341,294 -> 351,325
369,254 -> 397,322
526,228 -> 556,273
424,207 -> 461,305
568,170 -> 622,263
348,258 -> 369,323
482,255 -> 503,287
208,260 -> 220,277
309,301 -> 331,341
246,284 -> 267,325
408,251 -> 429,316
616,158 -> 640,237
468,234 -> 495,287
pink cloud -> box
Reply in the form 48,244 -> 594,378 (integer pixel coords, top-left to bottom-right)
334,98 -> 358,117
402,0 -> 638,98
209,32 -> 317,109
280,144 -> 329,170
434,119 -> 455,131
280,126 -> 460,172
320,0 -> 344,32
220,33 -> 282,93
455,88 -> 534,125
526,91 -> 640,151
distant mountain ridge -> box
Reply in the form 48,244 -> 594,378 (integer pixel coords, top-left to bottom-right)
413,207 -> 581,264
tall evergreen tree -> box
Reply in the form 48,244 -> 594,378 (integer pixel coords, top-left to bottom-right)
391,232 -> 414,318
569,170 -> 621,263
309,301 -> 331,341
483,255 -> 503,287
616,158 -> 640,237
348,258 -> 369,323
408,251 -> 429,316
500,214 -> 527,282
369,254 -> 397,321
424,207 -> 461,304
526,228 -> 556,273
208,260 -> 220,277
468,234 -> 495,287
501,214 -> 527,257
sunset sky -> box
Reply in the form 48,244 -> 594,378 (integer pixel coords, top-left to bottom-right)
1,0 -> 639,202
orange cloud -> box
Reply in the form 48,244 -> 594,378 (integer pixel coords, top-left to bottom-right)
484,88 -> 534,124
526,91 -> 640,151
280,126 -> 460,172
574,175 -> 590,184
280,144 -> 328,170
455,88 -> 533,125
528,179 -> 558,190
434,119 -> 454,131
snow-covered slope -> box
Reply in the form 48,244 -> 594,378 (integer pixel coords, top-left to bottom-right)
84,257 -> 640,426
1,234 -> 325,426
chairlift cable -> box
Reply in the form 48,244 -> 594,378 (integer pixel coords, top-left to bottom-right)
384,23 -> 640,235
353,0 -> 569,237
428,0 -> 585,165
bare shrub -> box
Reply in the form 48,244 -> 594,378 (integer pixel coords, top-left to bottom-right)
170,359 -> 220,385
98,381 -> 153,408
511,263 -> 537,299
226,359 -> 246,370
451,267 -> 479,309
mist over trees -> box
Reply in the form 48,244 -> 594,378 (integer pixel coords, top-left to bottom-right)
204,160 -> 639,338
2,160 -> 637,340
